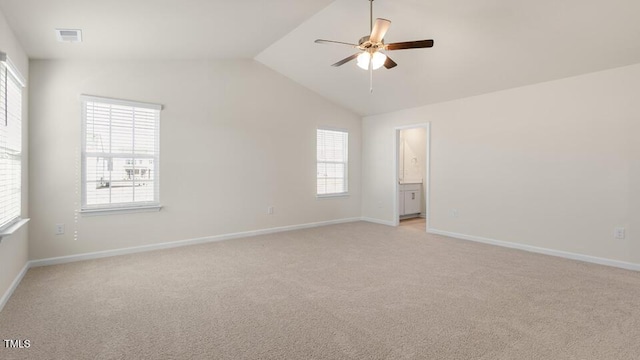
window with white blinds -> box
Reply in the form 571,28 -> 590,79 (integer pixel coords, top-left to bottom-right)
81,95 -> 161,211
317,128 -> 348,196
0,58 -> 23,231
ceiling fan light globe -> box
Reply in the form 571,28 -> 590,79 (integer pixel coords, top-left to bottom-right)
357,52 -> 371,70
371,52 -> 387,70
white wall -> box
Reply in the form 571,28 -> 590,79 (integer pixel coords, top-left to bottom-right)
29,59 -> 361,260
363,64 -> 640,265
0,7 -> 29,302
399,128 -> 426,184
631,118 -> 640,262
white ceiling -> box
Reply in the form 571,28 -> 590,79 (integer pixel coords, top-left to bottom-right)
0,0 -> 334,59
1,0 -> 640,116
256,0 -> 640,115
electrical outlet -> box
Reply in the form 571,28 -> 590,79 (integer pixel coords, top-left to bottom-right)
55,223 -> 65,235
267,206 -> 274,215
614,227 -> 626,240
452,209 -> 459,218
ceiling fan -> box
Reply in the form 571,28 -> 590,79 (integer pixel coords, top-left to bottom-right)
315,0 -> 434,92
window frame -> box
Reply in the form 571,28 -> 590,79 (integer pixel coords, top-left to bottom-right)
316,127 -> 349,198
80,95 -> 162,214
0,52 -> 26,235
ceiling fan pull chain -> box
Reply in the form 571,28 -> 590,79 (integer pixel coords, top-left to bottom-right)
370,64 -> 374,93
369,0 -> 374,92
314,0 -> 435,91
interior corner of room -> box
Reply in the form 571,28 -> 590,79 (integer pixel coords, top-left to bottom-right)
1,0 -> 640,358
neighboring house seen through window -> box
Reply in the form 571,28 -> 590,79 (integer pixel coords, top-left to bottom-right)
81,95 -> 161,212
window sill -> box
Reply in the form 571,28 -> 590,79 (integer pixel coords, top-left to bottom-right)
316,193 -> 350,199
80,205 -> 163,216
0,218 -> 30,244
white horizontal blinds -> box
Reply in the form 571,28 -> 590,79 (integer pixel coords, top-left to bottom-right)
83,97 -> 160,209
0,62 -> 4,126
0,64 -> 22,229
317,128 -> 348,195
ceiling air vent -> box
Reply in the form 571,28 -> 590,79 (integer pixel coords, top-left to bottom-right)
55,29 -> 82,43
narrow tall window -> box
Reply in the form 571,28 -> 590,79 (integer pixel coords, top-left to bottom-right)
0,55 -> 24,231
81,95 -> 161,212
317,128 -> 348,196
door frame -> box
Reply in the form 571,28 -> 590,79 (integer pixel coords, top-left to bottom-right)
393,123 -> 431,231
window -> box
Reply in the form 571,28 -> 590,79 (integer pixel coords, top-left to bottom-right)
81,95 -> 161,212
317,128 -> 348,196
0,54 -> 25,231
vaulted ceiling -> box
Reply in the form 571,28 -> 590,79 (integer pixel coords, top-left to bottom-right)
256,0 -> 640,115
2,0 -> 640,116
0,0 -> 334,59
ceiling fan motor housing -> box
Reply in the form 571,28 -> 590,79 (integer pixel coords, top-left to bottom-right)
358,36 -> 384,52
314,0 -> 434,71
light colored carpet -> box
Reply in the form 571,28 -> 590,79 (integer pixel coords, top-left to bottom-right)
1,221 -> 640,359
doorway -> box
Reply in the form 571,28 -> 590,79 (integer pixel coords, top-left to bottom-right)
394,124 -> 430,231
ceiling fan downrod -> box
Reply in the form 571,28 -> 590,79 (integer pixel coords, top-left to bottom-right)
370,0 -> 374,93
314,0 -> 435,92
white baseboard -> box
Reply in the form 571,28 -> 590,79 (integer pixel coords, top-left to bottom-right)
428,228 -> 640,272
361,217 -> 396,227
0,262 -> 30,313
9,219 -> 635,314
30,217 -> 362,268
0,217 -> 362,312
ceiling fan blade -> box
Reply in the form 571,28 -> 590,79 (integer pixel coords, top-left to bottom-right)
315,39 -> 358,48
369,18 -> 391,43
386,39 -> 434,51
331,53 -> 360,67
383,56 -> 397,69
